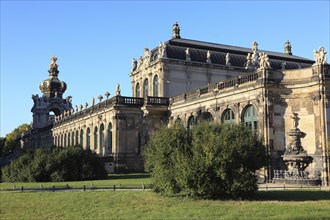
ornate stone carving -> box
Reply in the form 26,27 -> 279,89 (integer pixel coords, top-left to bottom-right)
258,52 -> 271,69
172,22 -> 181,39
98,95 -> 103,103
91,97 -> 95,106
79,104 -> 83,111
313,47 -> 328,65
284,40 -> 292,55
84,102 -> 88,109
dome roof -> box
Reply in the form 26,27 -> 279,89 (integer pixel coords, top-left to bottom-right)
39,56 -> 67,98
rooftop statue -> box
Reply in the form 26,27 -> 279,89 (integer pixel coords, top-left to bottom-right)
172,22 -> 181,39
225,53 -> 231,66
158,42 -> 167,58
185,48 -> 191,61
259,52 -> 271,69
313,47 -> 328,65
284,40 -> 292,55
116,83 -> 121,96
206,50 -> 211,63
131,58 -> 137,71
252,41 -> 258,52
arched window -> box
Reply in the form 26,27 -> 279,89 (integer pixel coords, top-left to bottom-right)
75,130 -> 79,145
136,83 -> 140,97
143,79 -> 149,97
86,128 -> 90,150
153,75 -> 159,96
222,109 -> 235,124
100,124 -> 105,156
94,126 -> 98,151
188,116 -> 195,130
243,105 -> 258,131
198,112 -> 213,123
80,129 -> 84,148
107,123 -> 113,155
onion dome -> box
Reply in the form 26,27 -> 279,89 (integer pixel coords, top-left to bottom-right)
39,56 -> 67,98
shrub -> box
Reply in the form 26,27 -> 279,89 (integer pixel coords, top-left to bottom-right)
1,146 -> 106,182
145,123 -> 267,199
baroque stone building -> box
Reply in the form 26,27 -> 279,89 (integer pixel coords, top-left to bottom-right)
23,23 -> 329,185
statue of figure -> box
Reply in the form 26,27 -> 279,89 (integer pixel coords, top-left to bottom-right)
144,48 -> 151,67
291,112 -> 299,129
75,105 -> 78,112
172,22 -> 181,39
98,95 -> 103,103
137,56 -> 143,69
251,51 -> 259,67
66,96 -> 72,103
314,47 -> 328,65
259,52 -> 271,69
158,42 -> 167,58
80,104 -> 83,111
84,102 -> 88,109
131,58 -> 137,71
252,41 -> 258,52
244,53 -> 252,69
206,50 -> 211,63
116,83 -> 121,96
284,40 -> 292,55
91,97 -> 95,106
49,56 -> 58,68
225,53 -> 231,66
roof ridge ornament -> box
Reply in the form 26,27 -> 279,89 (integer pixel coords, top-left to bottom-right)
48,56 -> 59,77
172,22 -> 181,39
284,40 -> 292,55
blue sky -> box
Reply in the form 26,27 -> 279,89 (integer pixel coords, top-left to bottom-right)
1,0 -> 329,137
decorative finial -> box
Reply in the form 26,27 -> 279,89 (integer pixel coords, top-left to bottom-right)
105,91 -> 110,99
49,56 -> 58,68
284,40 -> 292,55
172,22 -> 181,39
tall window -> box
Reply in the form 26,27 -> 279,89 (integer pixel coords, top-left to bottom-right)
64,133 -> 67,147
80,129 -> 84,148
72,131 -> 75,146
75,130 -> 79,145
198,112 -> 213,123
100,124 -> 105,156
136,83 -> 140,97
243,105 -> 258,131
188,116 -> 195,130
68,133 -> 70,147
153,75 -> 159,96
86,128 -> 90,150
94,126 -> 98,151
222,109 -> 235,124
143,79 -> 149,97
108,123 -> 113,155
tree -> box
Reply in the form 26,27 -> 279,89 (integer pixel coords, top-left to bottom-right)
145,122 -> 267,199
1,123 -> 30,156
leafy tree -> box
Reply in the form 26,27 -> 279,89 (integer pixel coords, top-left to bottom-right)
1,123 -> 30,156
145,122 -> 267,199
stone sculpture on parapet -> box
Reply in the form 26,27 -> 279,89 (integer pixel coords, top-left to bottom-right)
313,47 -> 328,65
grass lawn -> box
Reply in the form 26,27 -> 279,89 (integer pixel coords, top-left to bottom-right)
1,190 -> 330,219
1,174 -> 330,219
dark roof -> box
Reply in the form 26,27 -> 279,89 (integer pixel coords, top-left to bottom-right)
150,38 -> 314,70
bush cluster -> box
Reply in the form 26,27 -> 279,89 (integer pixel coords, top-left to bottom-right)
1,146 -> 106,182
145,123 -> 267,199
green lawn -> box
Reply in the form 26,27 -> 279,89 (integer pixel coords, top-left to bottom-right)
1,174 -> 330,219
1,190 -> 330,219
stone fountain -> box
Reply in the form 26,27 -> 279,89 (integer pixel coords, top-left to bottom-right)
273,113 -> 321,185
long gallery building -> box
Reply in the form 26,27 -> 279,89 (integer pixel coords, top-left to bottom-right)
23,23 -> 329,185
